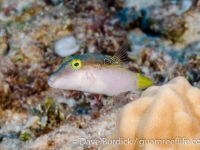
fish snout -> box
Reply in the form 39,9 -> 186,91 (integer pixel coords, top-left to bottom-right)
48,75 -> 55,87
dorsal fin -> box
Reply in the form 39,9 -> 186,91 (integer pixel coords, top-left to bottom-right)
112,42 -> 130,64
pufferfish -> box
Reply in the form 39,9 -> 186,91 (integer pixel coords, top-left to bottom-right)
48,44 -> 154,96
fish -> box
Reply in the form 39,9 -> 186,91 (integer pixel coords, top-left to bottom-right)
48,43 -> 154,96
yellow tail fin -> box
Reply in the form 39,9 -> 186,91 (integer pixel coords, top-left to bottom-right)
137,73 -> 154,89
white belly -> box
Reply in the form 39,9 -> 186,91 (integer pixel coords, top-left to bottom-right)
76,67 -> 137,96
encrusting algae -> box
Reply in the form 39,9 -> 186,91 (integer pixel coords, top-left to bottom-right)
48,43 -> 154,96
20,98 -> 64,141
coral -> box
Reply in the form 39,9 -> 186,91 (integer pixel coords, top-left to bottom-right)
102,77 -> 200,150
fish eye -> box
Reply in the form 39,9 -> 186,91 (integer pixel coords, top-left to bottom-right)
74,63 -> 79,66
71,59 -> 82,69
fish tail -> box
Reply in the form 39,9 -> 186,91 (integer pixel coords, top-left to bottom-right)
137,73 -> 154,89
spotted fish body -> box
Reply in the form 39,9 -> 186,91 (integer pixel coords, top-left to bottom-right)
48,44 -> 154,96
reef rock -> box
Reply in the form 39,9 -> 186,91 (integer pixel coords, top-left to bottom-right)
54,36 -> 80,57
124,0 -> 162,10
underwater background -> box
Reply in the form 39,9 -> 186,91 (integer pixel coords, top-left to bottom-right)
0,0 -> 200,149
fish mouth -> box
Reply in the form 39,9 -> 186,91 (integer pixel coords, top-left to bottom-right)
48,78 -> 53,86
48,75 -> 55,87
48,74 -> 64,88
